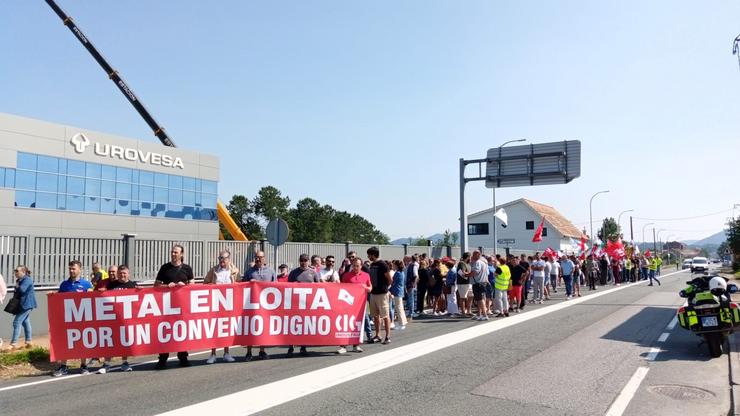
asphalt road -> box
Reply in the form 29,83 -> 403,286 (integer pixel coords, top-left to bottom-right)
0,267 -> 731,416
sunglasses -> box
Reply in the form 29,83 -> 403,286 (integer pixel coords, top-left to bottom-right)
218,256 -> 229,260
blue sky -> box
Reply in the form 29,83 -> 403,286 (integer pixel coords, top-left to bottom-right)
3,1 -> 739,242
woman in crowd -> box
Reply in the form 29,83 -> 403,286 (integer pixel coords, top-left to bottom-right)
430,259 -> 445,315
416,259 -> 430,315
9,265 -> 37,349
444,259 -> 459,316
389,260 -> 407,330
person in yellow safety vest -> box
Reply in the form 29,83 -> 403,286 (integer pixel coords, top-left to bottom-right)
647,256 -> 660,286
655,256 -> 663,276
625,257 -> 633,283
494,258 -> 512,318
90,262 -> 110,290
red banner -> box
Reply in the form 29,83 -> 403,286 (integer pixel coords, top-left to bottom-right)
47,282 -> 368,361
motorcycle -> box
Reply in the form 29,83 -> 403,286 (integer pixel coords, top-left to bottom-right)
676,273 -> 740,357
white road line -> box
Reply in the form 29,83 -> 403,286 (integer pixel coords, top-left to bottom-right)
657,332 -> 670,343
666,316 -> 678,331
156,270 -> 688,416
0,349 -> 217,393
605,366 -> 650,416
646,347 -> 662,361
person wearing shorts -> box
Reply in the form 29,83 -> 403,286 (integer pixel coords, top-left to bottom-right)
467,251 -> 490,321
456,253 -> 471,316
367,247 -> 393,344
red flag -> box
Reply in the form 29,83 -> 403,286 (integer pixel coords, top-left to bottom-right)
645,249 -> 651,257
580,235 -> 587,252
543,247 -> 558,260
532,217 -> 546,242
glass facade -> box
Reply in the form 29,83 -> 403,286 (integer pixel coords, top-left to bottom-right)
0,152 -> 218,221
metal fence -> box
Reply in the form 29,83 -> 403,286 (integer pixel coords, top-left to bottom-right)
1,235 -> 469,288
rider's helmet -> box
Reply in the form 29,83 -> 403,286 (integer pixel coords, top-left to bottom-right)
709,276 -> 728,296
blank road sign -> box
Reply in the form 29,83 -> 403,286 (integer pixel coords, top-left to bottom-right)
485,140 -> 581,189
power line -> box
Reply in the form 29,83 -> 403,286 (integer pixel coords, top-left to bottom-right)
632,208 -> 732,222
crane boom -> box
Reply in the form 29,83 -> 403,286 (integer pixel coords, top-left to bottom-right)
44,0 -> 248,241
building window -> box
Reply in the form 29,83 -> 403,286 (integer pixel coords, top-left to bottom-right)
526,221 -> 534,230
542,227 -> 548,237
468,223 -> 489,235
2,152 -> 218,221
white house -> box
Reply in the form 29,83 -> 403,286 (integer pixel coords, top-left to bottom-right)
467,198 -> 584,253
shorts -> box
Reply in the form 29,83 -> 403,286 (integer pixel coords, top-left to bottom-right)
457,284 -> 472,298
509,285 -> 522,300
369,293 -> 390,318
485,283 -> 493,299
472,283 -> 487,302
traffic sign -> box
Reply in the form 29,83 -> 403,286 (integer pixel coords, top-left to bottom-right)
266,218 -> 289,246
485,140 -> 581,189
498,238 -> 515,244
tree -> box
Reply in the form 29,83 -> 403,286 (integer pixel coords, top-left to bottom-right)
287,198 -> 334,243
598,217 -> 620,242
726,218 -> 740,270
435,229 -> 459,247
225,194 -> 263,240
253,186 -> 290,221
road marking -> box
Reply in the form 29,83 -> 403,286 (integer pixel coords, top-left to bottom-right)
156,269 -> 688,416
605,366 -> 650,416
657,332 -> 670,343
646,347 -> 662,361
666,316 -> 678,331
0,349 -> 217,393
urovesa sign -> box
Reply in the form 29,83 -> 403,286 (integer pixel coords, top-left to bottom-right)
70,133 -> 184,169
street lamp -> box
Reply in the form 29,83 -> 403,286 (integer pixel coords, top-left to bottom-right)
589,190 -> 610,243
492,139 -> 526,255
617,209 -> 634,238
657,229 -> 666,252
641,222 -> 654,250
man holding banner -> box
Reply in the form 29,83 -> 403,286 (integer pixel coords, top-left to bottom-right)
154,244 -> 194,370
52,260 -> 93,377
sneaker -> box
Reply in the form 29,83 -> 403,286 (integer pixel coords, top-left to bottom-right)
206,354 -> 217,364
299,346 -> 308,356
80,365 -> 90,375
286,347 -> 294,357
504,312 -> 510,317
483,316 -> 490,321
371,336 -> 382,343
411,313 -> 419,318
154,359 -> 167,370
390,323 -> 396,329
382,337 -> 391,344
52,365 -> 69,377
178,359 -> 191,367
88,358 -> 100,365
337,347 -> 348,354
495,313 -> 504,318
398,325 -> 406,330
223,353 -> 235,362
365,336 -> 375,344
244,353 -> 253,362
353,345 -> 364,353
258,351 -> 269,360
97,364 -> 110,374
121,362 -> 132,372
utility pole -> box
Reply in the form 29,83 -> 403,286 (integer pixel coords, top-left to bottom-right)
630,216 -> 634,242
653,228 -> 657,252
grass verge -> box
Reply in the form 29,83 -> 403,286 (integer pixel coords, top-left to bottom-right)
0,347 -> 50,366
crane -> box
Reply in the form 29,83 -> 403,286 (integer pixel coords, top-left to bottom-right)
43,0 -> 247,241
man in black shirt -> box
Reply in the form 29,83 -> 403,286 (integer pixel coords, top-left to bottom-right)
97,265 -> 138,373
367,247 -> 392,344
154,245 -> 193,369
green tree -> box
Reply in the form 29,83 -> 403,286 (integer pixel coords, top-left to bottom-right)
598,217 -> 620,242
435,229 -> 459,247
253,186 -> 290,221
726,218 -> 740,270
287,198 -> 334,243
226,194 -> 264,240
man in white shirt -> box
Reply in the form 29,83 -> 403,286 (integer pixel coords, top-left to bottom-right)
466,250 -> 490,321
549,257 -> 561,293
320,255 -> 340,282
531,254 -> 546,304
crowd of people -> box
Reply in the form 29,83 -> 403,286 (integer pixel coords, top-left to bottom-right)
0,244 -> 665,377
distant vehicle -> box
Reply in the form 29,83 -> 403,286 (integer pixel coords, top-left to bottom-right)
682,259 -> 693,270
691,257 -> 709,273
710,258 -> 721,264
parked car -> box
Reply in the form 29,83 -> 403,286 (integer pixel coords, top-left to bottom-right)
690,257 -> 709,273
682,259 -> 693,270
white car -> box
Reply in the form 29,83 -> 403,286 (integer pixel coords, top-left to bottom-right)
690,257 -> 709,273
682,259 -> 693,270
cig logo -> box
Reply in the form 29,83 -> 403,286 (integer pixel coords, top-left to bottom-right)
70,133 -> 91,153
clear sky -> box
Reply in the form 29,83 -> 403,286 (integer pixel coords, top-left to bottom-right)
3,0 -> 739,242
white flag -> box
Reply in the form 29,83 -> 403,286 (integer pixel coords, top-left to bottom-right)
494,208 -> 508,227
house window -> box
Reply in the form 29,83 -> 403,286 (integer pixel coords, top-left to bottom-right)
468,223 -> 489,235
526,221 -> 534,230
542,228 -> 548,237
